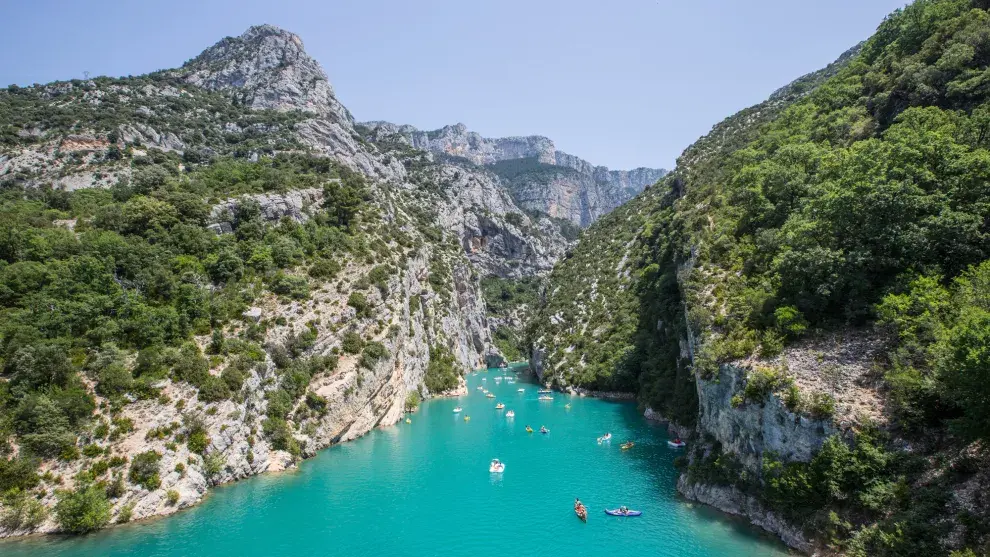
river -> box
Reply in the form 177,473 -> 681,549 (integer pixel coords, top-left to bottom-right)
1,368 -> 788,556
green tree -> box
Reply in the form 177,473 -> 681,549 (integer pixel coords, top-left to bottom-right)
54,483 -> 111,533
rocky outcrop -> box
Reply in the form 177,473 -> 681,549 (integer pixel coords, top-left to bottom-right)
696,364 -> 843,472
361,121 -> 666,227
361,121 -> 557,165
677,476 -> 813,553
177,25 -> 402,180
208,187 -> 326,232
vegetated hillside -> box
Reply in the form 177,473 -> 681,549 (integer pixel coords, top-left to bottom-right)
0,25 -> 568,536
534,1 -> 990,555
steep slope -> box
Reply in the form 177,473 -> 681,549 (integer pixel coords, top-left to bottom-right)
360,121 -> 667,226
0,25 -> 566,535
533,2 -> 990,555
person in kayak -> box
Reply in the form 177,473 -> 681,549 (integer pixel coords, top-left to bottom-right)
619,506 -> 628,515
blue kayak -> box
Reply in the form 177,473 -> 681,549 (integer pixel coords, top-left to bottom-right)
605,509 -> 642,517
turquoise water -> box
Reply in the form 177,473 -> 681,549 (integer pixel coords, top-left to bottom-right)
2,369 -> 788,556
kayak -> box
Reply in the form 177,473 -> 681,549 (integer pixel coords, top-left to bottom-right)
575,505 -> 588,522
540,428 -> 550,434
453,407 -> 462,413
605,509 -> 642,517
525,426 -> 533,433
464,416 -> 471,421
598,434 -> 612,444
495,403 -> 505,409
620,442 -> 635,450
489,460 -> 505,473
505,410 -> 515,418
486,393 -> 496,398
667,439 -> 686,448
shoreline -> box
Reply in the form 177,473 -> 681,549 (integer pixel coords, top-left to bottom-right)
0,381 -> 463,541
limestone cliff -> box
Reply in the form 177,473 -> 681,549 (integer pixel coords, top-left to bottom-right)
0,24 -> 565,536
360,121 -> 666,227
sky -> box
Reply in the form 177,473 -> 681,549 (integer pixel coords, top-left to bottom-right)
0,0 -> 908,170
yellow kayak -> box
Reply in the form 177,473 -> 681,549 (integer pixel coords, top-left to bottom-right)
405,418 -> 411,424
525,426 -> 534,433
464,416 -> 471,421
620,442 -> 635,450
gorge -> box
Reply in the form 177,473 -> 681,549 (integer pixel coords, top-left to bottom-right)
2,2 -> 990,556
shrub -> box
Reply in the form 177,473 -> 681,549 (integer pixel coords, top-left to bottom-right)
347,292 -> 371,317
129,451 -> 162,491
809,392 -> 836,419
116,502 -> 135,524
270,272 -> 309,299
203,452 -> 226,482
197,374 -> 232,403
340,331 -> 364,354
308,258 -> 342,280
54,483 -> 111,533
305,391 -> 328,414
774,306 -> 808,338
404,391 -> 421,411
105,474 -> 125,499
742,365 -> 790,404
360,342 -> 389,369
0,456 -> 40,493
759,329 -> 785,358
166,490 -> 180,506
0,490 -> 48,530
424,345 -> 459,393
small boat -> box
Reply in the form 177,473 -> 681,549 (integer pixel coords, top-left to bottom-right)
538,395 -> 553,401
575,504 -> 588,522
538,389 -> 552,394
525,426 -> 534,433
495,403 -> 505,410
453,407 -> 462,413
489,459 -> 505,473
486,393 -> 496,398
464,416 -> 471,421
540,426 -> 550,434
620,442 -> 635,450
605,508 -> 642,517
598,433 -> 612,444
505,410 -> 515,418
517,388 -> 525,393
667,438 -> 686,448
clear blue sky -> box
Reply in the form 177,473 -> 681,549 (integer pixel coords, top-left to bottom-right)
1,0 -> 907,170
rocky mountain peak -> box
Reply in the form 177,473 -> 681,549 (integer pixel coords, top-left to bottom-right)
179,24 -> 352,124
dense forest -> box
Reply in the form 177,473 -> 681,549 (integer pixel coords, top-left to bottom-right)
533,1 -> 990,554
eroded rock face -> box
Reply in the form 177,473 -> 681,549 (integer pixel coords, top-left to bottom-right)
178,25 -> 402,181
362,122 -> 557,165
677,476 -> 813,553
696,364 -> 843,472
361,121 -> 666,227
